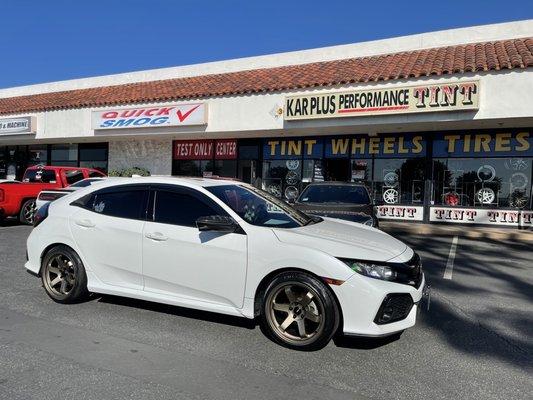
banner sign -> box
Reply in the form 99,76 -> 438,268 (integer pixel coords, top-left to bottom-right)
324,134 -> 425,158
263,138 -> 323,159
173,139 -> 237,160
263,134 -> 425,159
92,103 -> 207,130
0,116 -> 36,135
430,207 -> 533,227
432,131 -> 532,157
214,139 -> 237,160
375,205 -> 424,221
284,81 -> 479,120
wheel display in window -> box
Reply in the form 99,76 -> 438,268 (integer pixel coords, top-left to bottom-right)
505,158 -> 528,171
285,171 -> 300,185
510,172 -> 528,190
444,192 -> 460,206
476,188 -> 496,204
284,186 -> 299,201
510,191 -> 528,208
286,160 -> 300,171
383,172 -> 399,187
383,188 -> 399,204
477,165 -> 496,182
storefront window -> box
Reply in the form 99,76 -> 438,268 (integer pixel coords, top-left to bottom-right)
373,158 -> 425,205
433,158 -> 531,209
28,145 -> 48,166
0,147 -> 6,179
51,144 -> 78,166
79,143 -> 109,173
432,131 -> 533,210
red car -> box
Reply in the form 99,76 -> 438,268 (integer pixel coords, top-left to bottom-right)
0,166 -> 106,225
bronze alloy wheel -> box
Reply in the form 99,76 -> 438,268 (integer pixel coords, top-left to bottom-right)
43,254 -> 77,299
20,199 -> 37,225
265,281 -> 325,346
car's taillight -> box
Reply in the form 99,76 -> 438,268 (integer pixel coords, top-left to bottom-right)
33,202 -> 50,228
0,189 -> 4,202
38,192 -> 65,201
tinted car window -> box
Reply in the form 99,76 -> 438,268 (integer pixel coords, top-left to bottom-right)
154,190 -> 219,227
89,170 -> 105,178
92,190 -> 147,220
23,169 -> 57,183
298,185 -> 370,205
65,170 -> 85,185
70,178 -> 103,188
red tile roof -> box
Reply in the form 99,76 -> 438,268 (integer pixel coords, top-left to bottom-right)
0,37 -> 532,115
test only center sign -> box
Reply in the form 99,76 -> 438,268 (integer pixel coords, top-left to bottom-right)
92,103 -> 207,130
284,81 -> 479,120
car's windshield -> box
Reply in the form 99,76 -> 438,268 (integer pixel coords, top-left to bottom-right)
298,185 -> 370,204
207,184 -> 318,228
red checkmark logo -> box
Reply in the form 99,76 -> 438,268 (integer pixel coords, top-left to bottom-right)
177,104 -> 202,122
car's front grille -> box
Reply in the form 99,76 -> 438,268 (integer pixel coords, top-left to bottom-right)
374,293 -> 414,324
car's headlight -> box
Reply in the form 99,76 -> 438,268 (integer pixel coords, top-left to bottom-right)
341,259 -> 397,281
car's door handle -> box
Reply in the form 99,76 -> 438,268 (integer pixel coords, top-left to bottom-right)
145,232 -> 168,241
75,219 -> 95,228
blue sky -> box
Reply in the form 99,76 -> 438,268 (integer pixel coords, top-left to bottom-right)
0,0 -> 531,88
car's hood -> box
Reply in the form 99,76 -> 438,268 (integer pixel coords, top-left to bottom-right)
273,217 -> 409,262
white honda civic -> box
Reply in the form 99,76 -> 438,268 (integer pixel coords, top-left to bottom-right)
26,177 -> 426,350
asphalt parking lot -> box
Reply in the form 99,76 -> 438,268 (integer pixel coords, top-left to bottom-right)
0,222 -> 531,400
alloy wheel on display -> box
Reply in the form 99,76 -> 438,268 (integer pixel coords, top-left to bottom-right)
265,282 -> 325,345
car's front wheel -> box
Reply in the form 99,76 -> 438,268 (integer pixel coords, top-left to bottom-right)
41,245 -> 89,303
259,271 -> 340,351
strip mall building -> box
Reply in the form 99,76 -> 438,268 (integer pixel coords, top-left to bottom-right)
1,21 -> 532,227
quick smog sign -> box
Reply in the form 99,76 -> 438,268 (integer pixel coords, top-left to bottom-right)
92,103 -> 207,130
0,116 -> 36,135
284,81 -> 479,120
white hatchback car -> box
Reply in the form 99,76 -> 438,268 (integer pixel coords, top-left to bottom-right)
26,177 -> 426,350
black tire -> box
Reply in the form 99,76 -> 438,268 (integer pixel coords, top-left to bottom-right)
19,198 -> 37,225
259,271 -> 340,351
41,245 -> 89,304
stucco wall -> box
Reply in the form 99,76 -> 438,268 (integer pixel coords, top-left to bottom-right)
108,138 -> 172,176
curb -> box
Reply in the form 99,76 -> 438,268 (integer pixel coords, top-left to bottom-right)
380,222 -> 533,243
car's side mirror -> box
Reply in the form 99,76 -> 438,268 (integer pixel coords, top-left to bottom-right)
196,215 -> 238,233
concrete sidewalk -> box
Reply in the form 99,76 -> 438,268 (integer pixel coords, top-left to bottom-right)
380,221 -> 533,243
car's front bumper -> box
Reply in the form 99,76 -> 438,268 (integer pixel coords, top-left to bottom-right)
331,272 -> 427,337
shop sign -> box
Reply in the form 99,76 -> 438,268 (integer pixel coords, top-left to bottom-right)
325,134 -> 425,158
92,103 -> 207,130
214,139 -> 237,160
433,131 -> 532,157
430,206 -> 533,227
0,116 -> 36,135
173,139 -> 237,160
263,138 -> 323,159
263,135 -> 426,159
375,205 -> 424,221
284,81 -> 479,120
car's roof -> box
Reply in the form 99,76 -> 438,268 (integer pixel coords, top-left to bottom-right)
305,181 -> 367,187
83,176 -> 243,189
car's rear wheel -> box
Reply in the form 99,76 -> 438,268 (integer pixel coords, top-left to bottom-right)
259,271 -> 339,351
19,198 -> 37,225
41,245 -> 89,303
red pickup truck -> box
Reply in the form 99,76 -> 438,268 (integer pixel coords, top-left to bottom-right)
0,165 -> 106,225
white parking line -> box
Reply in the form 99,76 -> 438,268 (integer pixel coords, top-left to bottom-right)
444,236 -> 459,280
